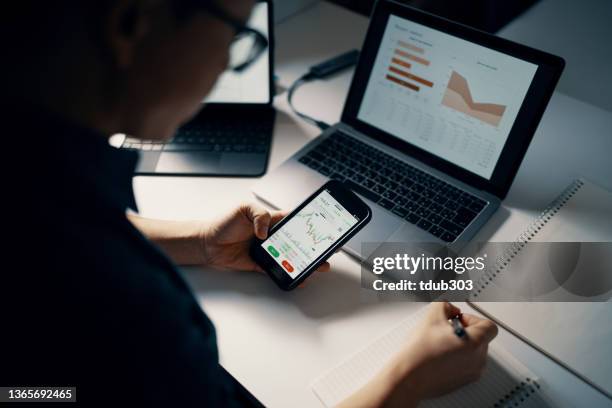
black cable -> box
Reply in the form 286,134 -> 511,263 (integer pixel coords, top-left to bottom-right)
286,49 -> 360,132
287,72 -> 331,131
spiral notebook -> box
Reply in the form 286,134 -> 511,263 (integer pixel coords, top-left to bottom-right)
468,178 -> 612,399
311,306 -> 552,408
470,178 -> 612,302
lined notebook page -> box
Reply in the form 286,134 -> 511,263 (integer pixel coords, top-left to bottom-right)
312,307 -> 550,408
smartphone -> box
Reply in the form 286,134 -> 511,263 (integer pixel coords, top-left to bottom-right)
250,180 -> 371,290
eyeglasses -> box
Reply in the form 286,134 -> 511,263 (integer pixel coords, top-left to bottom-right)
203,2 -> 269,73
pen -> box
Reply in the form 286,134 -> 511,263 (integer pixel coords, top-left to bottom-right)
449,315 -> 467,338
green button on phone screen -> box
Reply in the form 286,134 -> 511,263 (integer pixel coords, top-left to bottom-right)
267,245 -> 280,257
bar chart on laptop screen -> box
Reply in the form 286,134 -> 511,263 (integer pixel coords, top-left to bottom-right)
357,15 -> 538,179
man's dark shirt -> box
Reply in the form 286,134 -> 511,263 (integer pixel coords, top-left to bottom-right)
3,106 -> 252,406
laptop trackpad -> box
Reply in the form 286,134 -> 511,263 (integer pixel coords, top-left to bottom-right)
220,153 -> 266,175
344,200 -> 403,259
156,152 -> 221,173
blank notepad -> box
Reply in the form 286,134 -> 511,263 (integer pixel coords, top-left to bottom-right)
312,306 -> 551,408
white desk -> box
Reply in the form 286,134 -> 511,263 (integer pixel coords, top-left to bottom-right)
133,2 -> 612,407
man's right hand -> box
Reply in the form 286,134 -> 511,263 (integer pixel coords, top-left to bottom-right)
338,302 -> 498,408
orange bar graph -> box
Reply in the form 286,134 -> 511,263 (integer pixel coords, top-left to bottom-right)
397,40 -> 425,54
394,49 -> 430,66
386,74 -> 420,92
391,57 -> 411,69
388,66 -> 434,87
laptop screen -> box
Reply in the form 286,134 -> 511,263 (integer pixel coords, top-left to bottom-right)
205,2 -> 271,104
356,14 -> 538,180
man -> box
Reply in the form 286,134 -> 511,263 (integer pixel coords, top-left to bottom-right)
3,1 -> 497,406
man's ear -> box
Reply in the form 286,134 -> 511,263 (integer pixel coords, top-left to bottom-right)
106,0 -> 152,68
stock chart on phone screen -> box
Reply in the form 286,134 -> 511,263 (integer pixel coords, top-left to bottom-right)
261,190 -> 358,278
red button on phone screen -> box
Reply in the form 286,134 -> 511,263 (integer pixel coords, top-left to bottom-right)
281,260 -> 294,273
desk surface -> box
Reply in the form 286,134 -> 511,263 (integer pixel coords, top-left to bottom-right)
133,2 -> 612,407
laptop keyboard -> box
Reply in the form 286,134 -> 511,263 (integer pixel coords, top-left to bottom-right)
298,131 -> 487,242
121,121 -> 272,154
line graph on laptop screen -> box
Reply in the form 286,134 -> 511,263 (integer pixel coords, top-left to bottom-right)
357,15 -> 538,179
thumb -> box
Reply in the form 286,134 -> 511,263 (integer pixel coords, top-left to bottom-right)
240,203 -> 272,240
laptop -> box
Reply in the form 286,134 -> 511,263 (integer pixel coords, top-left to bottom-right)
122,0 -> 276,177
252,0 -> 564,260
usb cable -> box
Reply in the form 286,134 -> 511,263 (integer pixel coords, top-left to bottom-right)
287,49 -> 360,131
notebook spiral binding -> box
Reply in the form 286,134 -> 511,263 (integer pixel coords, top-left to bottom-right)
471,179 -> 585,298
495,377 -> 541,407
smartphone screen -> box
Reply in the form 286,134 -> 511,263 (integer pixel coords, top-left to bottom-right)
260,189 -> 360,278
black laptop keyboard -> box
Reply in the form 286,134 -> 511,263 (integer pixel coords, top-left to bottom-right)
298,131 -> 487,243
121,121 -> 272,154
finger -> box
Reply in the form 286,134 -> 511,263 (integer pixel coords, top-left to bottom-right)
429,301 -> 462,322
463,316 -> 498,344
315,261 -> 331,273
460,313 -> 487,327
442,301 -> 462,319
241,203 -> 272,240
270,210 -> 288,226
296,263 -> 331,288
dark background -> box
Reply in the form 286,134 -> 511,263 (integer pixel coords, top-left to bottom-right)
327,0 -> 539,33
